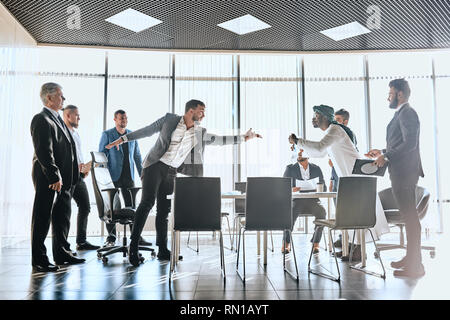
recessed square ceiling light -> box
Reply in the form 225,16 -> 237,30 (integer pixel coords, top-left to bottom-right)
218,14 -> 271,35
320,21 -> 371,41
105,8 -> 162,33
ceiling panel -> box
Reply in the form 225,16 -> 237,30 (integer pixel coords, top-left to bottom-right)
1,0 -> 449,51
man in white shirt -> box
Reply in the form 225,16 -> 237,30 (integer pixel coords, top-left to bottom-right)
107,99 -> 262,266
297,105 -> 389,261
282,149 -> 327,254
63,105 -> 100,251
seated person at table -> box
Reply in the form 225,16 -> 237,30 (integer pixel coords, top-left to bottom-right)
282,149 -> 327,254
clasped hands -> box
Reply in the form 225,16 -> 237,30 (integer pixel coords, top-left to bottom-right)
365,149 -> 387,167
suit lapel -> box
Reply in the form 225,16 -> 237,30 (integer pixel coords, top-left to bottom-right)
43,108 -> 72,143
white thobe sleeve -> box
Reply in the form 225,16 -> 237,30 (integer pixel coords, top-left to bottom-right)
297,125 -> 341,158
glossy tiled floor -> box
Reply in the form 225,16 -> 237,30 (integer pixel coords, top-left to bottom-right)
0,232 -> 448,300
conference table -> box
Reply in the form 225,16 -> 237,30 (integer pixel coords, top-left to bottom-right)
169,191 -> 343,266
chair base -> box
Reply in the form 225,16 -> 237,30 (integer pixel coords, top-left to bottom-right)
236,228 -> 298,284
308,230 -> 341,282
97,245 -> 155,263
171,230 -> 226,283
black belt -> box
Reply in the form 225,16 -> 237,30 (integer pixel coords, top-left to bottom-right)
159,161 -> 177,172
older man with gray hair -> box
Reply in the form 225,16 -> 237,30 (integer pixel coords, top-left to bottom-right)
30,83 -> 85,272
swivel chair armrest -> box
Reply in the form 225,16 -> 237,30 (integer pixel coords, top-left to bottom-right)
125,187 -> 142,209
101,188 -> 120,214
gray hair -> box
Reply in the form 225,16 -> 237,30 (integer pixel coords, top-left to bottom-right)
40,82 -> 62,105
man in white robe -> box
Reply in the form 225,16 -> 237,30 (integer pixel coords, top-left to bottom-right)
297,105 -> 389,261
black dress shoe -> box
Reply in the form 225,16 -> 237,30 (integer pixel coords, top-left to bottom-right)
138,237 -> 152,246
54,255 -> 86,266
394,264 -> 425,278
157,249 -> 183,261
32,262 -> 59,273
77,242 -> 101,251
391,257 -> 409,269
128,242 -> 141,267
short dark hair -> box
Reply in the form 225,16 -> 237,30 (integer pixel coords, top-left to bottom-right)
114,109 -> 126,118
62,105 -> 77,113
389,79 -> 411,99
335,108 -> 350,121
185,100 -> 205,113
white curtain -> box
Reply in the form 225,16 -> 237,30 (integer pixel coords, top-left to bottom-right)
0,47 -> 39,247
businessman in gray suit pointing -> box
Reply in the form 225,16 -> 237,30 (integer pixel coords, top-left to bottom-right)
107,99 -> 261,266
367,79 -> 425,278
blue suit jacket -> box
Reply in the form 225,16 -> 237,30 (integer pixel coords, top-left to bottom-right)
99,128 -> 143,182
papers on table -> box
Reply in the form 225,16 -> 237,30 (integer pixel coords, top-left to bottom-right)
295,177 -> 319,191
222,191 -> 243,196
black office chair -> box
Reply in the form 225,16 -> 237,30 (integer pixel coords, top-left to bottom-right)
231,182 -> 274,253
90,152 -> 155,263
308,176 -> 386,282
170,177 -> 225,281
377,186 -> 436,258
236,177 -> 298,283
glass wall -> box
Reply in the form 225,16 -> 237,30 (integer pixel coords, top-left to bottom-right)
2,46 -> 450,243
174,54 -> 235,193
304,54 -> 368,184
240,55 -> 300,180
368,52 -> 439,229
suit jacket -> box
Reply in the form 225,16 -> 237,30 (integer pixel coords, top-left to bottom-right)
283,162 -> 327,192
383,103 -> 424,181
125,113 -> 243,177
99,128 -> 143,182
30,108 -> 79,188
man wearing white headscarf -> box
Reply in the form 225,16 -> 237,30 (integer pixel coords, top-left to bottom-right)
297,105 -> 389,261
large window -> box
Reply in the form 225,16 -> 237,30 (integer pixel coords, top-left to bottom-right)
175,54 -> 235,192
368,52 -> 439,229
240,55 -> 300,180
3,46 -> 450,243
304,54 -> 367,184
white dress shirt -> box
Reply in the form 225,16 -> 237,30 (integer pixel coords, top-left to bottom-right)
298,124 -> 389,242
44,106 -> 60,119
69,128 -> 83,165
160,117 -> 198,168
299,163 -> 310,180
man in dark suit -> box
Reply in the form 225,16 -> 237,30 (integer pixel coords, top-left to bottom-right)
367,78 -> 425,278
30,83 -> 85,272
106,99 -> 261,266
283,149 -> 327,254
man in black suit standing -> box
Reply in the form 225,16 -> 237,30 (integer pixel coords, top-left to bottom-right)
367,79 -> 425,278
282,149 -> 327,254
30,83 -> 85,272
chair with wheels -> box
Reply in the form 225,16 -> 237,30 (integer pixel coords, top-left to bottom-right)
90,152 -> 155,264
377,186 -> 435,259
308,176 -> 386,282
170,177 -> 225,281
236,177 -> 298,283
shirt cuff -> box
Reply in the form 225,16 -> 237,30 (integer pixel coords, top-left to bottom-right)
122,135 -> 129,142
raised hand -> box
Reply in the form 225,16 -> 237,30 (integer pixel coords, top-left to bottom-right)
245,128 -> 262,141
106,138 -> 123,150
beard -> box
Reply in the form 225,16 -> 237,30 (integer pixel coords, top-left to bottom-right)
389,96 -> 399,109
312,120 -> 319,128
69,121 -> 78,129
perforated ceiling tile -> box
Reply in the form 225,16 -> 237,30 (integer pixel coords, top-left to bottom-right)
2,0 -> 450,51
